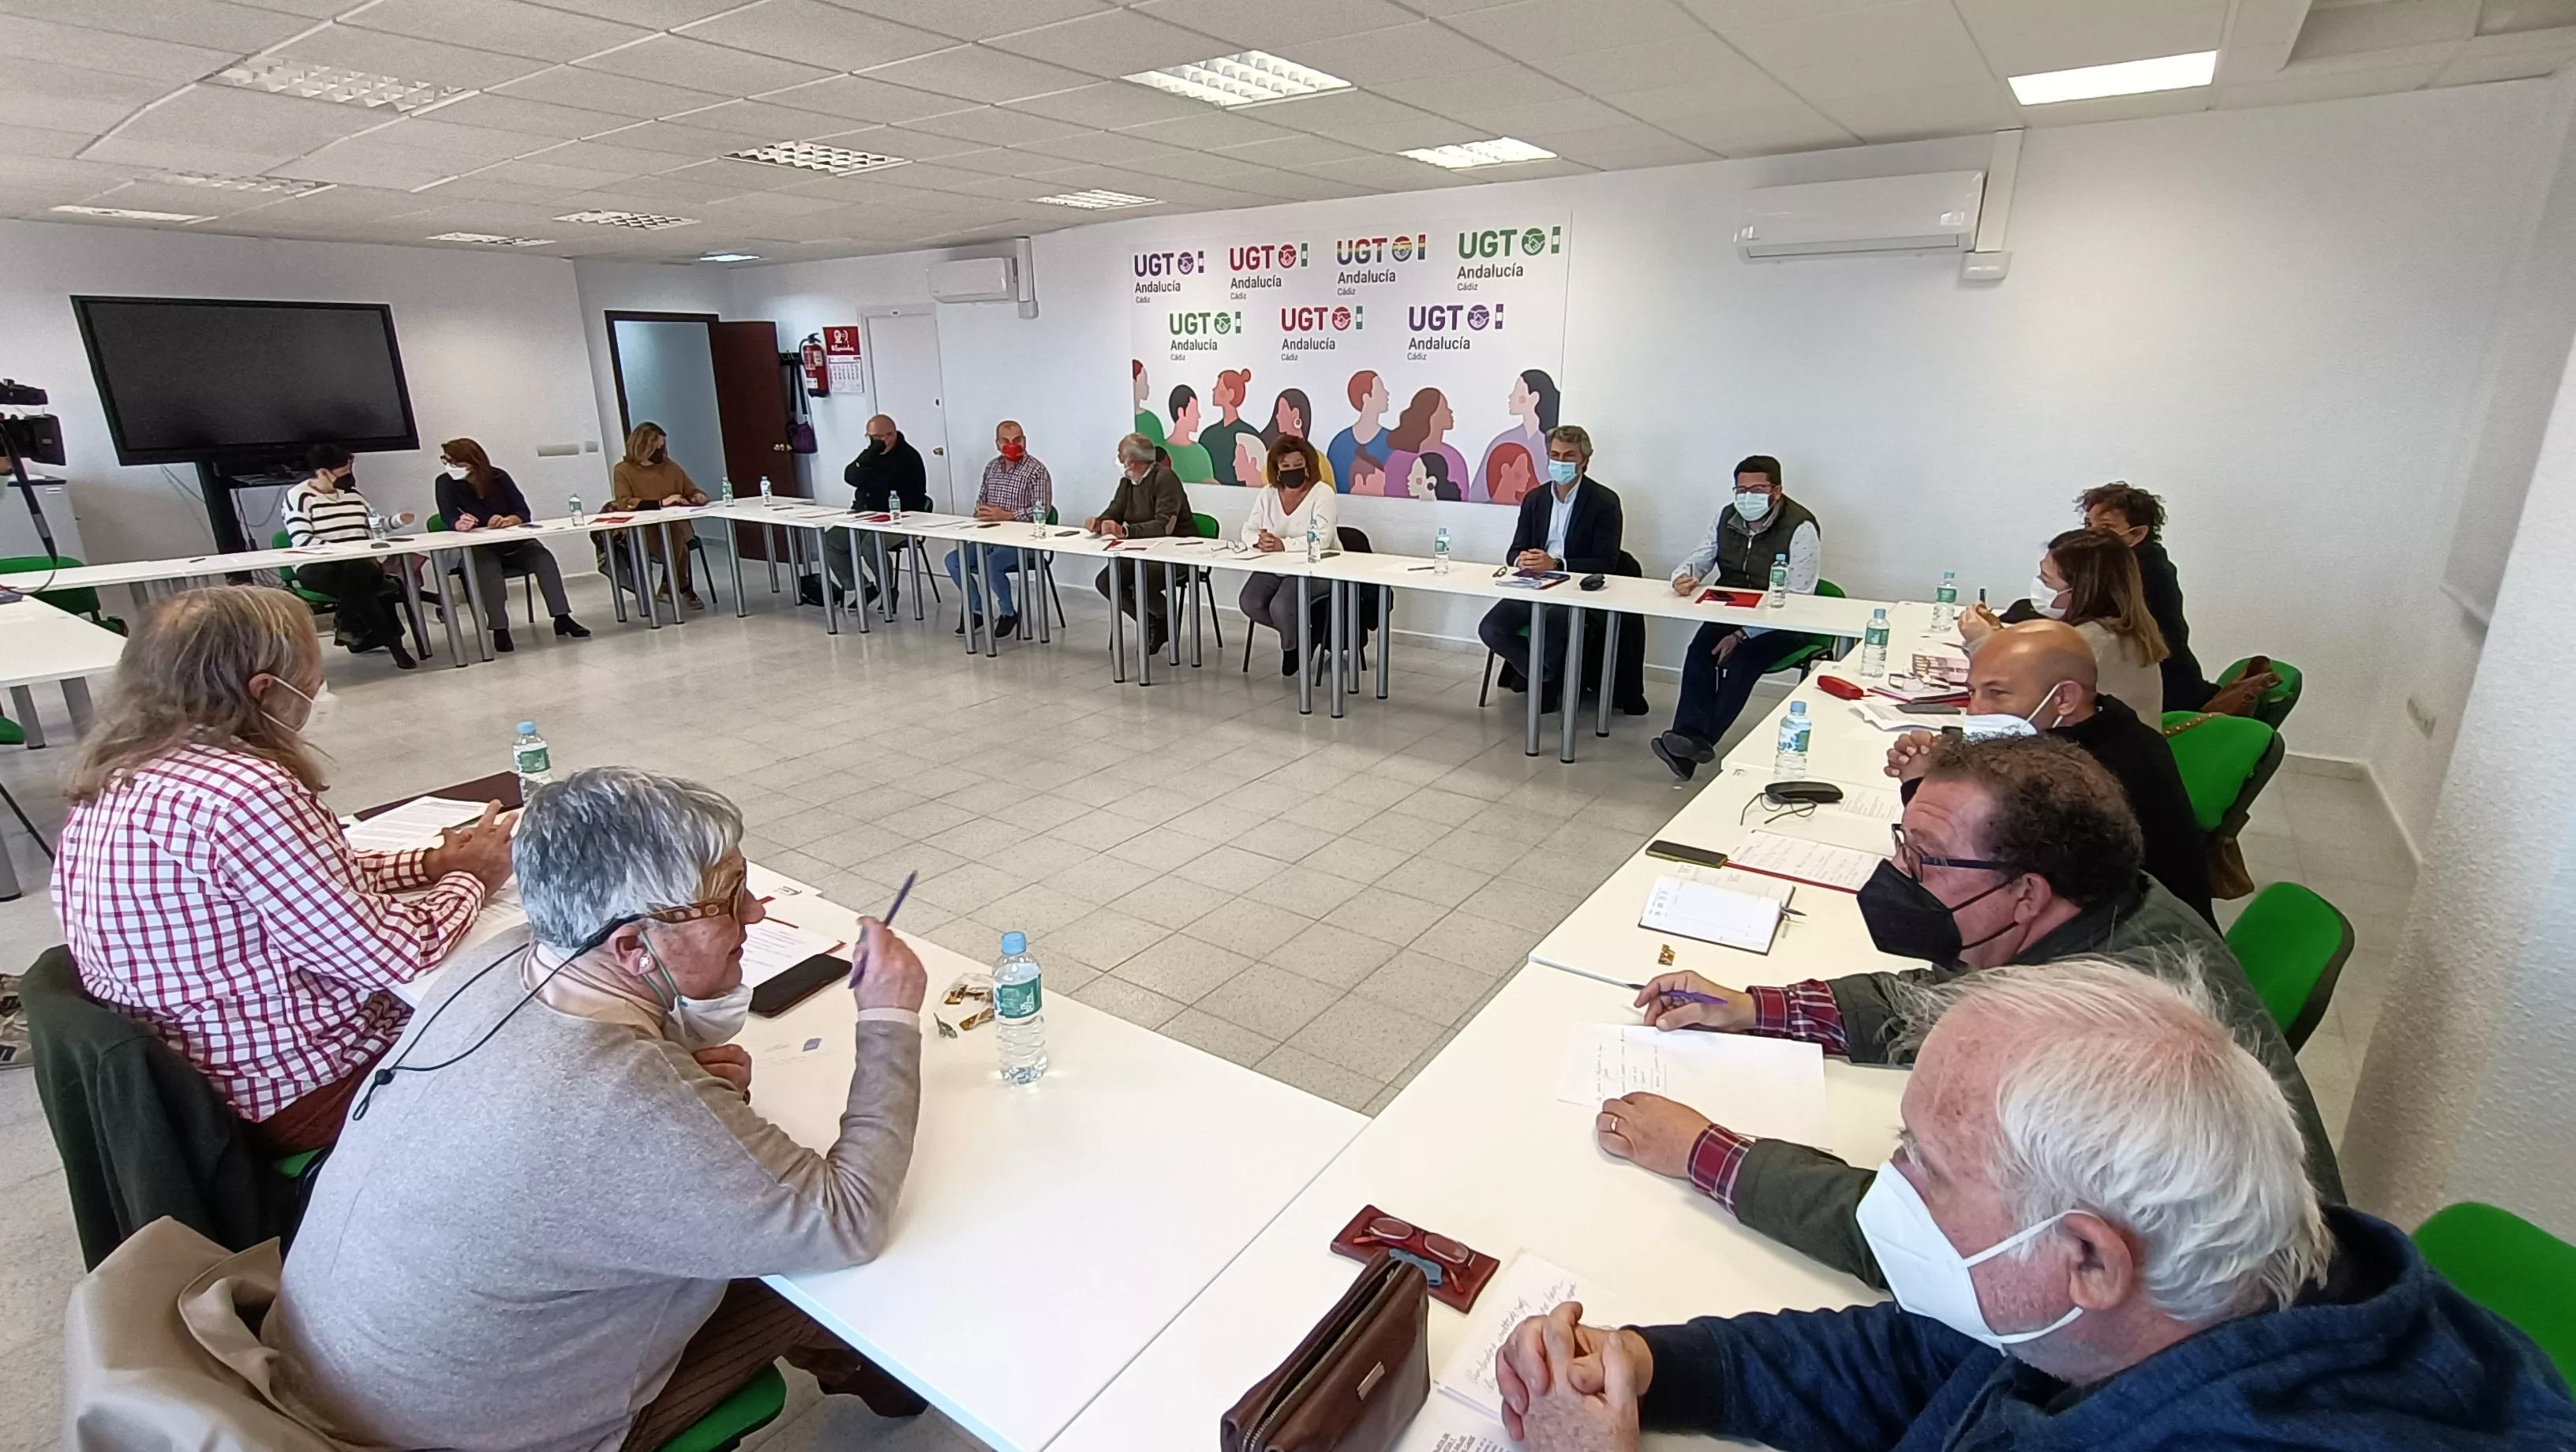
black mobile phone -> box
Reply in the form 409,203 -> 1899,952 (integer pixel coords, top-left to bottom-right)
1645,839 -> 1731,871
750,951 -> 848,1017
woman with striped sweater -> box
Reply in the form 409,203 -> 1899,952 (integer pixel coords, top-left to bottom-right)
284,444 -> 414,669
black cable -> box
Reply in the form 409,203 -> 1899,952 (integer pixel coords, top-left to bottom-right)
350,945 -> 560,1121
0,778 -> 52,860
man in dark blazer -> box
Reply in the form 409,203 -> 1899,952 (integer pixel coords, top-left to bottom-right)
1478,425 -> 1623,709
822,414 -> 935,606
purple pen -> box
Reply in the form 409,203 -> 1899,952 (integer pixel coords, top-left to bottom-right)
850,870 -> 916,986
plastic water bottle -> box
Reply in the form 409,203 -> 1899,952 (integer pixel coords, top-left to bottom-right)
1773,701 -> 1811,779
717,474 -> 734,503
512,721 -> 552,795
1766,552 -> 1788,608
567,494 -> 584,525
1933,571 -> 1958,630
1434,526 -> 1451,574
1305,513 -> 1321,563
994,931 -> 1047,1084
1028,501 -> 1046,539
1860,608 -> 1890,678
365,507 -> 388,541
758,475 -> 775,507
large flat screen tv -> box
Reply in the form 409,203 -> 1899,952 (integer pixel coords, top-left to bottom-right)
71,296 -> 419,466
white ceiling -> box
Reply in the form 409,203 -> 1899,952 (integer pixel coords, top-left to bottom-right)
0,0 -> 2569,265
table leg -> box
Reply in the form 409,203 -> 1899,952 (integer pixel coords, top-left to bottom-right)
845,532 -> 870,634
1561,606 -> 1587,763
9,686 -> 44,748
61,677 -> 95,735
1164,564 -> 1181,667
1525,602 -> 1547,757
1108,556 -> 1129,683
731,524 -> 748,617
1597,613 -> 1621,738
0,814 -> 19,899
909,538 -> 927,622
1189,567 -> 1203,667
434,549 -> 470,668
1034,555 -> 1052,643
1328,578 -> 1346,720
459,552 -> 495,662
962,544 -> 983,656
979,543 -> 999,658
395,558 -> 440,666
657,522 -> 686,626
1139,562 -> 1155,687
609,540 -> 630,623
817,530 -> 841,636
1375,585 -> 1391,700
630,529 -> 662,630
765,522 -> 782,594
1297,574 -> 1313,716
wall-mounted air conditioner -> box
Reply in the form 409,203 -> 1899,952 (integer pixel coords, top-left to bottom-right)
1737,171 -> 1986,260
928,256 -> 1017,302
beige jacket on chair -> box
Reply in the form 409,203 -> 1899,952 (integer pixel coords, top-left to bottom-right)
63,1218 -> 373,1452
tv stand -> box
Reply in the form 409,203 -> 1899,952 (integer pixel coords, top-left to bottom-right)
195,459 -> 304,555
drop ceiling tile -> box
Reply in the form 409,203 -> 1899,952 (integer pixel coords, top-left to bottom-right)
1544,133 -> 1715,169
0,121 -> 92,159
2228,0 -> 2312,49
0,16 -> 237,84
769,170 -> 936,201
1388,0 -> 1522,13
922,146 -> 1048,174
1609,73 -> 1805,122
905,106 -> 1100,145
728,205 -> 873,241
522,138 -> 702,175
346,0 -> 653,64
2275,38 -> 2474,74
1131,0 -> 1417,50
1286,22 -> 1510,85
859,43 -> 1100,103
991,159 -> 1168,193
761,75 -> 983,125
1675,0 -> 1900,28
1237,170 -> 1373,200
1460,0 -> 1711,56
232,183 -> 440,223
1508,118 -> 1680,158
662,99 -> 859,138
2211,58 -> 2441,105
524,0 -> 747,24
96,84 -> 388,167
653,157 -> 833,196
468,155 -> 650,191
2461,27 -> 2576,56
1536,32 -> 1769,93
1652,100 -> 1856,153
1810,80 -> 2017,140
1384,63 -> 1579,116
587,119 -> 768,156
0,154 -> 141,190
1256,90 -> 1475,149
2009,87 -> 2214,126
1289,153 -> 1479,188
81,179 -> 282,215
2215,40 -> 2292,82
491,65 -> 732,118
1003,81 -> 1209,129
1772,47 -> 1997,100
2291,0 -> 2477,62
578,36 -> 837,97
1724,0 -> 1989,71
1201,132 -> 1379,167
1010,129 -> 1202,165
1113,107 -> 1299,149
1442,95 -> 1638,136
1108,148 -> 1289,185
0,0 -> 308,52
837,0 -> 1114,39
0,62 -> 170,137
679,0 -> 953,72
272,140 -> 475,191
1960,3 -> 2230,77
702,188 -> 853,217
270,27 -> 559,93
562,173 -> 750,208
807,122 -> 998,159
403,174 -> 569,204
987,9 -> 1225,77
867,160 -> 1058,193
421,92 -> 630,138
2437,43 -> 2576,82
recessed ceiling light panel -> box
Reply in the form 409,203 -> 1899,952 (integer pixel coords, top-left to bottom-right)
52,204 -> 211,223
556,210 -> 698,229
156,171 -> 333,196
1032,189 -> 1158,210
429,232 -> 556,246
2009,51 -> 2217,106
726,141 -> 908,176
1400,137 -> 1556,170
210,59 -> 466,114
698,252 -> 761,263
1124,51 -> 1351,108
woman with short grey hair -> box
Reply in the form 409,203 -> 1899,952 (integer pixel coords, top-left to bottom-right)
268,766 -> 933,1452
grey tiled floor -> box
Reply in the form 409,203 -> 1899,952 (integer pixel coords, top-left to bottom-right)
0,572 -> 2407,1451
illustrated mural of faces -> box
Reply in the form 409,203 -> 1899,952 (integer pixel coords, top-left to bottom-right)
1487,442 -> 1537,506
1264,387 -> 1316,445
1406,451 -> 1461,502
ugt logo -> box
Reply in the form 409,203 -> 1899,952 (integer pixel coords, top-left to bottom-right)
1229,241 -> 1307,271
1335,234 -> 1428,265
1135,249 -> 1206,277
1455,225 -> 1563,259
1169,310 -> 1242,335
1280,305 -> 1361,331
1406,303 -> 1504,331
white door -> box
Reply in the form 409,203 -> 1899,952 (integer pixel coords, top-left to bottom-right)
863,311 -> 954,511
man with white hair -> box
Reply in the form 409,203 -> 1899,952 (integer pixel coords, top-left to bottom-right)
265,768 -> 930,1452
1500,961 -> 2576,1450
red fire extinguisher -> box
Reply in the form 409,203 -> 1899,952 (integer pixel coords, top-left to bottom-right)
800,334 -> 829,395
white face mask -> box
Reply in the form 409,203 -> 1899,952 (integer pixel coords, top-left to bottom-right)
2031,574 -> 2068,620
262,679 -> 338,739
1855,1161 -> 2082,1351
1734,489 -> 1773,522
1958,681 -> 2074,741
641,933 -> 751,1050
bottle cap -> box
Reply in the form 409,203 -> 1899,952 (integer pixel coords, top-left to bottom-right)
1001,931 -> 1027,955
1788,701 -> 1807,714
518,720 -> 536,734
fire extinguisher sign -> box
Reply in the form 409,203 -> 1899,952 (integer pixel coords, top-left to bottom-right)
821,325 -> 863,395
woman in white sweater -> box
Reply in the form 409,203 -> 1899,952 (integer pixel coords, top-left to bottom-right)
1237,436 -> 1339,675
1962,526 -> 2169,714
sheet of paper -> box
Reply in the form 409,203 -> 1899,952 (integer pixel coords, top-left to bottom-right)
1638,874 -> 1786,952
1818,788 -> 1904,824
343,795 -> 490,853
1435,1253 -> 1607,1421
739,916 -> 847,989
1850,699 -> 1941,733
1394,1393 -> 1513,1452
1727,831 -> 1883,892
1556,1025 -> 1829,1142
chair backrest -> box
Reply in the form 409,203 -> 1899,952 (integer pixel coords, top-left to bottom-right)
2223,882 -> 2353,1050
2220,655 -> 2303,728
2414,1202 -> 2576,1383
425,515 -> 450,533
1613,549 -> 1642,579
1816,578 -> 1846,599
1193,511 -> 1219,539
1336,527 -> 1373,553
2161,713 -> 2278,834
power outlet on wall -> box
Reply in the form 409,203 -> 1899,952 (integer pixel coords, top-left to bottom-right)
2406,694 -> 2439,737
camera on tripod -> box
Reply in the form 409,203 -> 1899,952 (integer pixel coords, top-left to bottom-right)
0,379 -> 66,467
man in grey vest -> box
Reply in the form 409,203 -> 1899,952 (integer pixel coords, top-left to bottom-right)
1653,455 -> 1824,781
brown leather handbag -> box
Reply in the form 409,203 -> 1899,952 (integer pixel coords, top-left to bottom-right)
1221,1251 -> 1430,1452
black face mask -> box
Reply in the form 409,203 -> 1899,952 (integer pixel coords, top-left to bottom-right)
1855,859 -> 2024,965
1278,468 -> 1307,486
870,437 -> 891,454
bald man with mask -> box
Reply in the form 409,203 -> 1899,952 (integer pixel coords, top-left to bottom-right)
1885,621 -> 2211,922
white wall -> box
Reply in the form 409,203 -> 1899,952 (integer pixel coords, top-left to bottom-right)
2371,64 -> 2576,848
0,219 -> 601,560
713,81 -> 2550,762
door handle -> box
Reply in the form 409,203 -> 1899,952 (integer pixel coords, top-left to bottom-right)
773,443 -> 791,451
933,447 -> 944,455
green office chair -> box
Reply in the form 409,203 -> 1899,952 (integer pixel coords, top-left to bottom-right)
2223,882 -> 2353,1051
268,530 -> 337,611
2216,656 -> 2302,729
1191,511 -> 1225,653
0,554 -> 124,634
0,714 -> 23,747
657,1364 -> 788,1452
1762,578 -> 1847,677
2414,1203 -> 2576,1382
425,515 -> 537,625
2162,713 -> 2282,836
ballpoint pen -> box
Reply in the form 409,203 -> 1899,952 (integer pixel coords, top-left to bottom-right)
851,870 -> 916,986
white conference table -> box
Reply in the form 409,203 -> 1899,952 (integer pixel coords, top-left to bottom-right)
0,593 -> 125,898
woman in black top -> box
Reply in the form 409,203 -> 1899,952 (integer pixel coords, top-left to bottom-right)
2079,481 -> 2210,711
436,438 -> 586,650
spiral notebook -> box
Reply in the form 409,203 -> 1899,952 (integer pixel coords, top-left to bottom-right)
1637,872 -> 1794,953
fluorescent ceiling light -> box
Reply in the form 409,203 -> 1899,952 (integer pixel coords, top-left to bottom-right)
156,171 -> 332,196
726,141 -> 908,176
556,209 -> 697,229
1401,137 -> 1556,169
1032,189 -> 1158,210
52,204 -> 210,223
210,58 -> 467,114
429,232 -> 555,246
698,252 -> 760,263
2009,51 -> 2216,106
1124,51 -> 1350,108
